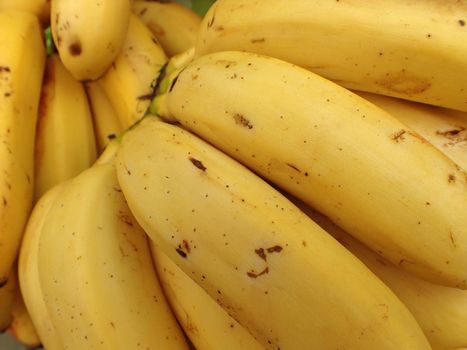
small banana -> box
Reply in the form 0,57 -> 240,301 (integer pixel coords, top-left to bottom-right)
19,184 -> 66,350
153,50 -> 467,288
99,14 -> 167,128
37,142 -> 189,350
116,117 -> 430,350
0,0 -> 50,24
196,0 -> 467,111
133,0 -> 201,57
151,243 -> 265,350
0,269 -> 16,332
0,11 -> 46,288
51,0 -> 131,80
85,82 -> 123,154
34,54 -> 97,201
356,92 -> 467,170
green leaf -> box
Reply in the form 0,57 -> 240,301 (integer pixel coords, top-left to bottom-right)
190,0 -> 216,17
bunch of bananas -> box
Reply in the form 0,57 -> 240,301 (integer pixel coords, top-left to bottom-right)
0,0 -> 466,349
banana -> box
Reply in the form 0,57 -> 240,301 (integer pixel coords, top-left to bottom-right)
150,243 -> 265,350
356,92 -> 467,170
85,82 -> 123,154
133,1 -> 201,57
99,14 -> 167,129
196,0 -> 467,111
0,11 -> 46,288
50,0 -> 131,81
116,117 -> 431,350
8,283 -> 41,348
37,142 -> 189,350
0,269 -> 16,332
0,0 -> 50,24
293,201 -> 467,350
152,50 -> 467,288
34,54 -> 97,201
19,184 -> 66,350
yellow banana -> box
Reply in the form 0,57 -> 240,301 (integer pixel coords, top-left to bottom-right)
0,269 -> 16,332
37,142 -> 189,350
51,0 -> 131,81
99,14 -> 167,128
196,0 -> 467,111
0,11 -> 46,287
0,0 -> 50,24
133,1 -> 201,57
85,82 -> 123,154
153,50 -> 467,288
356,92 -> 467,170
34,54 -> 97,201
116,117 -> 431,350
151,243 -> 265,350
294,201 -> 467,350
8,283 -> 41,348
19,184 -> 66,350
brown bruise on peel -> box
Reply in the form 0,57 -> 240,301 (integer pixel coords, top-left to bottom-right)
250,38 -> 266,43
69,40 -> 82,56
247,266 -> 269,278
449,230 -> 457,249
255,248 -> 267,261
233,113 -> 253,129
375,70 -> 431,95
189,157 -> 206,171
0,278 -> 7,288
391,129 -> 406,142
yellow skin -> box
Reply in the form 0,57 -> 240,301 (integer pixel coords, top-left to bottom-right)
0,269 -> 16,332
0,0 -> 50,24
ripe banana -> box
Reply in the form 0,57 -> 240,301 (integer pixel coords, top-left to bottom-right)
19,184 -> 66,350
133,0 -> 201,57
116,117 -> 431,350
291,200 -> 467,350
0,11 -> 46,287
150,243 -> 264,350
8,284 -> 41,348
0,269 -> 16,332
37,142 -> 189,350
0,0 -> 50,24
85,82 -> 123,154
196,0 -> 467,111
50,0 -> 131,81
356,92 -> 467,170
99,14 -> 167,128
153,50 -> 467,288
34,54 -> 97,201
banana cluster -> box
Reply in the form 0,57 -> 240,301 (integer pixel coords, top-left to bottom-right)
1,1 -> 467,350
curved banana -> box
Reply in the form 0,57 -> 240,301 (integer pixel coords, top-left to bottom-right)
356,92 -> 467,170
37,142 -> 189,350
51,0 -> 131,81
0,0 -> 50,24
133,1 -> 201,57
295,202 -> 467,350
19,184 -> 66,350
8,284 -> 41,348
196,0 -> 467,111
153,50 -> 467,288
0,11 -> 46,287
99,14 -> 167,128
85,82 -> 123,154
34,54 -> 97,201
0,269 -> 16,332
151,243 -> 264,350
117,117 -> 430,350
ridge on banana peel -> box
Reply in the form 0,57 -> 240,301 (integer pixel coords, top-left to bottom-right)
116,117 -> 431,350
0,11 -> 46,289
152,50 -> 467,289
196,0 -> 467,111
37,141 -> 189,350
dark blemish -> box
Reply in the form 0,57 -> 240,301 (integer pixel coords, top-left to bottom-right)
137,93 -> 153,100
448,174 -> 456,183
286,163 -> 301,173
182,240 -> 191,253
255,248 -> 267,261
0,278 -> 7,288
426,33 -> 432,38
110,322 -> 115,328
113,187 -> 122,193
436,126 -> 465,138
176,247 -> 187,258
169,75 -> 179,93
189,157 -> 207,171
192,74 -> 199,80
0,66 -> 11,73
392,129 -> 406,142
459,19 -> 466,26
426,202 -> 430,205
250,38 -> 266,43
151,37 -> 160,45
449,231 -> 457,248
2,196 -> 6,206
267,245 -> 283,253
207,14 -> 215,28
139,7 -> 148,16
69,41 -> 82,56
215,25 -> 224,31
3,92 -> 11,97
233,113 -> 253,129
302,240 -> 307,247
247,266 -> 269,278
107,133 -> 117,140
